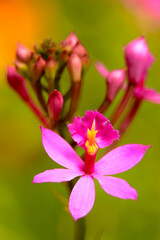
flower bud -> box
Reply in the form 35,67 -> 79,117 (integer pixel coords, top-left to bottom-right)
67,53 -> 82,82
32,56 -> 46,83
106,69 -> 126,102
15,60 -> 28,77
73,43 -> 90,68
124,36 -> 154,85
47,90 -> 63,122
45,56 -> 57,79
7,66 -> 30,101
16,43 -> 32,63
64,32 -> 79,49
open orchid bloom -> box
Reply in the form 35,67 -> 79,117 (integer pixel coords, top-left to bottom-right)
68,110 -> 119,149
95,62 -> 126,101
33,111 -> 150,220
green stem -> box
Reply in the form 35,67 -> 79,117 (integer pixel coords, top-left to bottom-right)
74,218 -> 86,240
32,82 -> 48,113
54,61 -> 66,90
111,84 -> 134,125
62,81 -> 82,122
98,98 -> 111,113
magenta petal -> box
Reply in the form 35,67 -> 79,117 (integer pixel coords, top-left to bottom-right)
96,120 -> 119,148
95,144 -> 151,175
40,127 -> 84,170
68,116 -> 87,149
95,61 -> 109,78
33,168 -> 83,183
94,175 -> 137,200
82,110 -> 107,130
134,87 -> 160,104
69,175 -> 95,221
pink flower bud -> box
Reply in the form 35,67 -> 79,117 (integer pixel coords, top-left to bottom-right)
32,56 -> 46,82
124,36 -> 154,85
47,90 -> 63,122
7,66 -> 30,101
106,69 -> 126,102
73,43 -> 87,57
45,56 -> 57,79
63,32 -> 79,50
67,53 -> 82,82
16,43 -> 32,63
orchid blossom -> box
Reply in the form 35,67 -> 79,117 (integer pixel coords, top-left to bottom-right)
33,111 -> 150,220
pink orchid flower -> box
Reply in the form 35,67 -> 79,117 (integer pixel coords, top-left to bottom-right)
68,110 -> 119,149
33,111 -> 150,220
134,86 -> 160,104
95,62 -> 126,101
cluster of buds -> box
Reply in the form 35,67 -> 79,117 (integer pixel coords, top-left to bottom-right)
7,33 -> 89,130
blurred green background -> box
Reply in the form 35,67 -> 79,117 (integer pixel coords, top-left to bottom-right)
1,0 -> 160,239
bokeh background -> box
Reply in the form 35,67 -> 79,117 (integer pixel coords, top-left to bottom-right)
1,0 -> 160,239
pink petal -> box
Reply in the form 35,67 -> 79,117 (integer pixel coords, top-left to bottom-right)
134,87 -> 160,104
94,175 -> 137,200
82,110 -> 107,130
40,127 -> 84,170
96,120 -> 119,148
68,110 -> 119,149
95,61 -> 109,78
95,144 -> 151,175
68,116 -> 87,149
33,168 -> 83,183
69,175 -> 95,221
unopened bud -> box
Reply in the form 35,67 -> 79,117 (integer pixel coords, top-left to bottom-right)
16,43 -> 32,63
7,66 -> 30,101
47,90 -> 63,122
45,56 -> 57,79
67,53 -> 82,82
73,43 -> 90,68
106,69 -> 126,102
15,60 -> 29,78
32,56 -> 46,83
62,32 -> 79,52
124,36 -> 154,85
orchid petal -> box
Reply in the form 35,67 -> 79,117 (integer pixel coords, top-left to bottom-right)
33,168 -> 83,183
68,116 -> 87,149
40,127 -> 84,170
82,110 -> 107,130
68,110 -> 115,149
94,175 -> 137,200
96,120 -> 119,148
95,61 -> 109,78
69,175 -> 95,221
95,144 -> 150,175
134,87 -> 160,104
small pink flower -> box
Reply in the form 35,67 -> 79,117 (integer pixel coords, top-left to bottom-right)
95,61 -> 109,79
124,36 -> 154,85
68,110 -> 119,149
33,111 -> 150,220
95,62 -> 125,101
134,86 -> 160,104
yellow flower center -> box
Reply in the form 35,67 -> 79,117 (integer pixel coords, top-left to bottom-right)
85,120 -> 98,155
